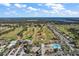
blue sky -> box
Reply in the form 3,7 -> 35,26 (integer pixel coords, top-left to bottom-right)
0,3 -> 79,17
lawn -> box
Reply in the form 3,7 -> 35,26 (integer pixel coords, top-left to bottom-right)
0,24 -> 56,44
0,27 -> 23,40
23,26 -> 34,40
22,24 -> 56,44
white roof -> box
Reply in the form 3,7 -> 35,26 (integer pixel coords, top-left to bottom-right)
10,41 -> 17,44
7,40 -> 17,48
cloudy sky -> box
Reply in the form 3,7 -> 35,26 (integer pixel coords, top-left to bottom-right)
0,3 -> 79,17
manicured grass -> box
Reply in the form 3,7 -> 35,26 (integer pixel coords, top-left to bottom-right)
22,25 -> 56,44
0,24 -> 56,45
0,27 -> 23,40
23,27 -> 34,40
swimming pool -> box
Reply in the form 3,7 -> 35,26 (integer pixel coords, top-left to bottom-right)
51,43 -> 61,49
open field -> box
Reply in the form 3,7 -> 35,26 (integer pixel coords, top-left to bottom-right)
0,27 -> 23,40
0,24 -> 56,45
23,24 -> 56,45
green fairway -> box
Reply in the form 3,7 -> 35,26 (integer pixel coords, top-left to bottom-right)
0,27 -> 23,40
0,24 -> 57,45
22,24 -> 56,44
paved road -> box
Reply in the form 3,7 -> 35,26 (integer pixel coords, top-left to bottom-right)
47,23 -> 74,51
7,44 -> 23,56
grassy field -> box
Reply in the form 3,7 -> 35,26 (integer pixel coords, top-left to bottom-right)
22,24 -> 56,45
0,27 -> 23,40
0,24 -> 56,45
23,26 -> 34,40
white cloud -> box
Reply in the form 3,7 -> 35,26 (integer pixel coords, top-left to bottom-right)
27,7 -> 38,11
22,4 -> 27,8
45,3 -> 65,11
45,3 -> 53,7
14,4 -> 21,8
52,4 -> 64,10
14,4 -> 27,8
1,3 -> 11,7
41,9 -> 55,14
38,4 -> 42,6
4,10 -> 18,16
45,3 -> 79,16
64,10 -> 79,15
42,10 -> 49,13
